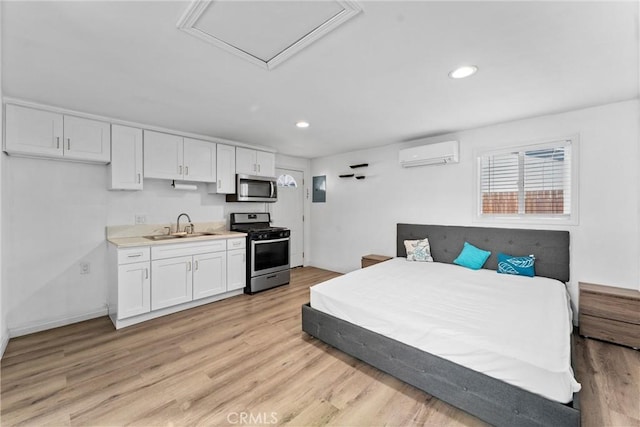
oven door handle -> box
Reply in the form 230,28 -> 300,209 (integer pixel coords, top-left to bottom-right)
253,237 -> 289,245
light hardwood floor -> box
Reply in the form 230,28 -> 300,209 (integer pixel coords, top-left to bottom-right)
1,267 -> 639,426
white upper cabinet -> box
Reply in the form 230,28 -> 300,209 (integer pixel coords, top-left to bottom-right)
236,147 -> 276,177
4,104 -> 110,163
109,125 -> 143,190
256,150 -> 276,177
144,131 -> 216,183
215,143 -> 236,194
63,115 -> 111,162
236,147 -> 256,175
183,138 -> 216,182
143,130 -> 183,180
5,105 -> 63,157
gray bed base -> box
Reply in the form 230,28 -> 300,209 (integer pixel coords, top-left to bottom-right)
301,224 -> 580,426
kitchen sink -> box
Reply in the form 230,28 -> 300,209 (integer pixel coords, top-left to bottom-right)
144,234 -> 181,241
143,231 -> 222,241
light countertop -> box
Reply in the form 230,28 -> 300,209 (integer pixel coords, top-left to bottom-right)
107,231 -> 247,248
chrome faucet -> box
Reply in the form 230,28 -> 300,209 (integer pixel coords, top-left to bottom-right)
176,213 -> 193,234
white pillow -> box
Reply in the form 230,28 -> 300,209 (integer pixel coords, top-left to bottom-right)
404,238 -> 434,262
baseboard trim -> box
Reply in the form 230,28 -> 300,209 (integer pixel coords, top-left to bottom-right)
8,307 -> 108,338
0,333 -> 9,359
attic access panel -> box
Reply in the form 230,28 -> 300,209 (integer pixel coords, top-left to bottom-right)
177,0 -> 362,70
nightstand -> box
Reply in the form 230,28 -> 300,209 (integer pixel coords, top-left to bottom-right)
579,282 -> 640,349
361,254 -> 393,269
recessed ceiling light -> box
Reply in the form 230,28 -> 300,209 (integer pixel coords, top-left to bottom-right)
296,121 -> 310,128
449,65 -> 478,79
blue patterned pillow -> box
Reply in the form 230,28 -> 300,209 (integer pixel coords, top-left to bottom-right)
497,253 -> 535,277
453,242 -> 491,270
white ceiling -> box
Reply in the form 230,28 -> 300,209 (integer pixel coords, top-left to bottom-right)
2,1 -> 638,159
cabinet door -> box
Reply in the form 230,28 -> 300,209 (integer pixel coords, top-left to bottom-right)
227,249 -> 246,291
151,256 -> 193,310
109,125 -> 143,190
216,144 -> 236,194
144,130 -> 184,180
117,262 -> 151,319
183,138 -> 216,182
4,104 -> 64,158
236,147 -> 257,175
63,115 -> 111,162
193,252 -> 227,299
256,151 -> 276,177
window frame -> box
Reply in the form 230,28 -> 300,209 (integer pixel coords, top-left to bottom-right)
474,135 -> 580,225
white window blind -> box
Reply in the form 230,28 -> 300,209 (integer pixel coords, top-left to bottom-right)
479,139 -> 573,218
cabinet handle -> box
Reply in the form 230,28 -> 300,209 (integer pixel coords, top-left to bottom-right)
185,166 -> 189,176
137,173 -> 141,184
67,138 -> 71,150
243,253 -> 245,262
179,165 -> 183,175
195,260 -> 199,270
56,137 -> 60,149
145,268 -> 149,279
217,180 -> 221,189
257,164 -> 261,173
128,253 -> 143,258
187,261 -> 191,271
253,163 -> 257,172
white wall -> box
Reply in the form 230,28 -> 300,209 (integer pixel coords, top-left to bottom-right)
0,1 -> 7,357
310,100 -> 640,308
1,158 -> 271,336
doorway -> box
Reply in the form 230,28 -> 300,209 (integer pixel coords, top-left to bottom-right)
270,168 -> 304,267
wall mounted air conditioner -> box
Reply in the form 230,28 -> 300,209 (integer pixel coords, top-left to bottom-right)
399,140 -> 459,167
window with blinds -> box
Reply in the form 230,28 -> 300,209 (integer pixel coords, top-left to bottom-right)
478,138 -> 575,220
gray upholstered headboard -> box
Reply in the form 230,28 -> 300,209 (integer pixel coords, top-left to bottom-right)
397,224 -> 570,283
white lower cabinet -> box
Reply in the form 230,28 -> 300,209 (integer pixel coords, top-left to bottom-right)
110,246 -> 151,321
109,236 -> 246,329
118,262 -> 151,318
227,249 -> 246,291
151,255 -> 194,310
193,251 -> 227,299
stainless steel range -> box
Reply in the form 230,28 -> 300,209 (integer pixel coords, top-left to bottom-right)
230,212 -> 290,294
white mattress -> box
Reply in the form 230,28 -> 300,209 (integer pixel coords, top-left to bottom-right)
310,258 -> 581,403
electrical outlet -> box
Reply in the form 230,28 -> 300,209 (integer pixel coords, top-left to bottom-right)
80,262 -> 90,275
135,214 -> 147,224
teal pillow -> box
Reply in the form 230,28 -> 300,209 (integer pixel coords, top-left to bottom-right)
497,253 -> 535,277
453,242 -> 491,270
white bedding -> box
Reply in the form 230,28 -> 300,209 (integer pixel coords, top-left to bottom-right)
310,258 -> 581,403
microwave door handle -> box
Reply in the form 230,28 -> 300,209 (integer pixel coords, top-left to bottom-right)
270,181 -> 276,198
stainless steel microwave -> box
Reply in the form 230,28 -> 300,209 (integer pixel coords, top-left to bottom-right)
226,174 -> 277,203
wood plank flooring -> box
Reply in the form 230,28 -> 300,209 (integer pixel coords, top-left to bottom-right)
2,267 -> 639,426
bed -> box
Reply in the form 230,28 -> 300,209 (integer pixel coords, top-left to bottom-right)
302,224 -> 581,427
